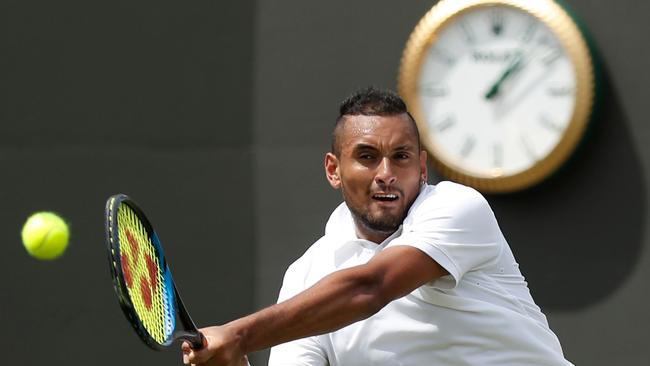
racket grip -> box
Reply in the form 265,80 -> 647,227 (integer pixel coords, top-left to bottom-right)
182,331 -> 205,349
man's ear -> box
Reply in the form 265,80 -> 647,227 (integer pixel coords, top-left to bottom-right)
325,152 -> 341,189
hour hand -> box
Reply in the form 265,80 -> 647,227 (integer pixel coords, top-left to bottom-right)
484,52 -> 524,100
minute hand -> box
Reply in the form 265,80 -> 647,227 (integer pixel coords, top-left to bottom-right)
484,53 -> 524,100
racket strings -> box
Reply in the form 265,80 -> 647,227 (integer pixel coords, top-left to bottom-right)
117,204 -> 172,344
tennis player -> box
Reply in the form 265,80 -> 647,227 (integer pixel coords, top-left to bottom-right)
182,87 -> 573,365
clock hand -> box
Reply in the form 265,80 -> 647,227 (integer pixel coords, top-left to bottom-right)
497,61 -> 559,118
484,52 -> 524,100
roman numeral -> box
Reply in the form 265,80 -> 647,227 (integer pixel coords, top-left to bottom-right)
421,83 -> 448,98
493,143 -> 503,168
520,134 -> 537,161
540,114 -> 563,133
459,20 -> 476,43
430,48 -> 457,66
521,21 -> 537,43
490,9 -> 505,36
460,135 -> 477,158
547,86 -> 573,97
433,115 -> 456,132
541,47 -> 562,66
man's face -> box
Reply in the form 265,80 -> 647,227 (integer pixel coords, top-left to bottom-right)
325,113 -> 427,242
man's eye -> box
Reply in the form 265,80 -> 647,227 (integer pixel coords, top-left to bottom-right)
395,153 -> 410,159
359,154 -> 374,160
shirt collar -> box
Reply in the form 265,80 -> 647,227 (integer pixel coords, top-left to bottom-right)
324,202 -> 403,266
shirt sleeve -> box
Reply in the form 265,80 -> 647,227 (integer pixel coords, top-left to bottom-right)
268,256 -> 328,366
386,182 -> 503,289
268,337 -> 328,366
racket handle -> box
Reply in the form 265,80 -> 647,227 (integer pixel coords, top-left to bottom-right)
181,331 -> 205,349
174,287 -> 205,349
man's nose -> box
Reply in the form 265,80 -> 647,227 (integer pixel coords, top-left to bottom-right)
375,157 -> 396,186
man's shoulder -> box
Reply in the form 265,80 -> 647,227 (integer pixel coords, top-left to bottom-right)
284,235 -> 334,277
284,202 -> 356,288
402,181 -> 500,239
414,181 -> 490,214
429,180 -> 484,198
278,235 -> 336,301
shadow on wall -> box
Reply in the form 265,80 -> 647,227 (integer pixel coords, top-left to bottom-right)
487,65 -> 646,311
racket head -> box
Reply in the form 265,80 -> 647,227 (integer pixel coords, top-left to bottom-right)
105,194 -> 181,350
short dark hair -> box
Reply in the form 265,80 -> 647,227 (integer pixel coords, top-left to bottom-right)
332,86 -> 420,156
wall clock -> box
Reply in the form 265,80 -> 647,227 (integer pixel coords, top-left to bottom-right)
398,0 -> 597,193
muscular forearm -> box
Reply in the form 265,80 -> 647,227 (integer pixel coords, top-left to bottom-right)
227,265 -> 387,354
183,247 -> 445,365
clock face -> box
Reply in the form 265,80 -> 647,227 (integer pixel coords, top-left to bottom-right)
420,6 -> 575,177
399,0 -> 595,193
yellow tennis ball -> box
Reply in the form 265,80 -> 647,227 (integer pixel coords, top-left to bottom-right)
21,212 -> 70,260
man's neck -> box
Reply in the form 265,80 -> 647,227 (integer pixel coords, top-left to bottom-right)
353,223 -> 395,244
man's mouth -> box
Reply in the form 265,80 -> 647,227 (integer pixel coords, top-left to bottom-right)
372,193 -> 399,202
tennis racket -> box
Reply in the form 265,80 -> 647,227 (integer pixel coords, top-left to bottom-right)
105,193 -> 204,351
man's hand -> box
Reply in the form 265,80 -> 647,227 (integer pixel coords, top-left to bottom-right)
181,326 -> 248,366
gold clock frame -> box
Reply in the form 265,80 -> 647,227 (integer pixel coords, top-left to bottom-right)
398,0 -> 595,193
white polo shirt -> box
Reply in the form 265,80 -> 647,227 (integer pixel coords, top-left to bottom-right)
269,182 -> 572,366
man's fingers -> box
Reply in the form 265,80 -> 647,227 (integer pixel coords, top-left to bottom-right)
180,326 -> 243,365
181,341 -> 192,365
182,341 -> 191,352
185,344 -> 213,364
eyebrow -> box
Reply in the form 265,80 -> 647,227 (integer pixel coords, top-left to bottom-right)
352,143 -> 379,151
351,143 -> 417,152
393,144 -> 417,151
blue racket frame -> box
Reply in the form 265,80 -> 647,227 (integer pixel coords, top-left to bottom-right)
105,193 -> 204,351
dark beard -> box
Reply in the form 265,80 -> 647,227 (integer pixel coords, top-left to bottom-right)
347,203 -> 404,235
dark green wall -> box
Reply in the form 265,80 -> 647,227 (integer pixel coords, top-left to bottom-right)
3,1 -> 649,365
1,1 -> 255,365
